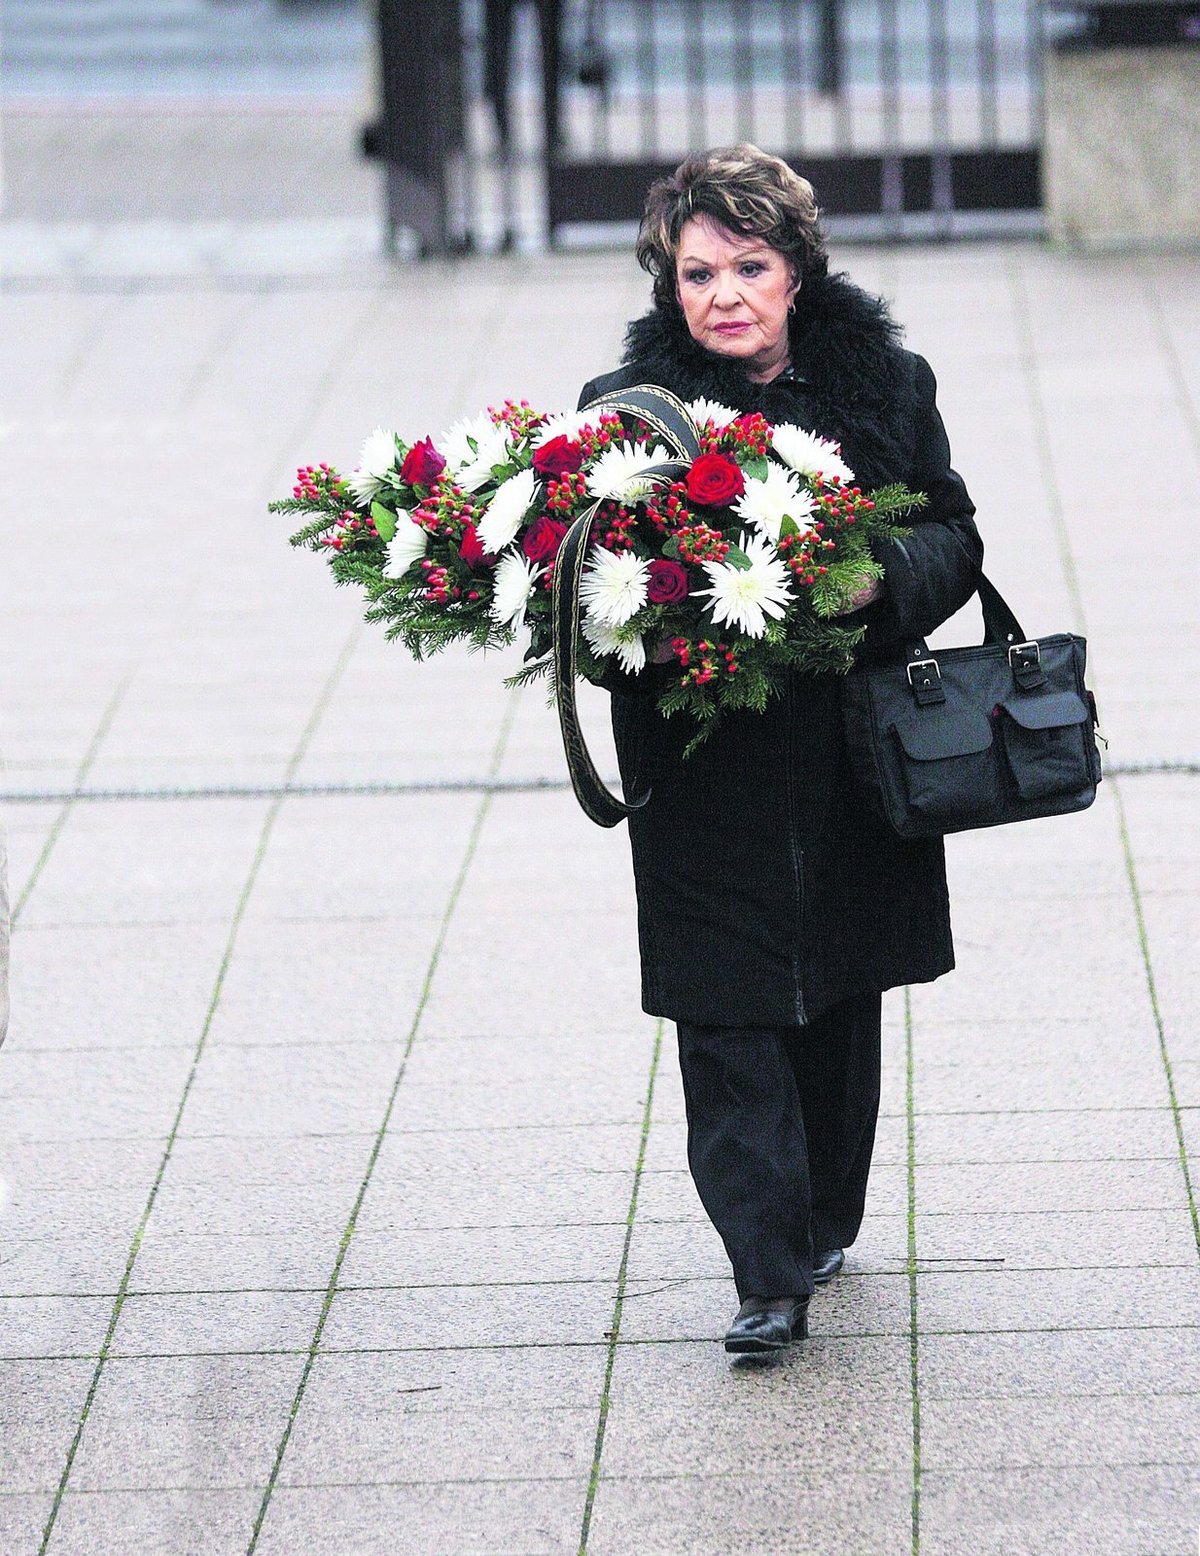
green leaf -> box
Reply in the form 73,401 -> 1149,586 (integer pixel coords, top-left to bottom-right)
778,515 -> 799,540
740,454 -> 769,481
371,501 -> 397,543
723,545 -> 752,571
661,535 -> 681,560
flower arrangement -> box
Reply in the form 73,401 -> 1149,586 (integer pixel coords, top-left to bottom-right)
270,397 -> 923,750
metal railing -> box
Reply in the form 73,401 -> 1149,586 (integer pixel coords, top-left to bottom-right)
376,0 -> 1047,252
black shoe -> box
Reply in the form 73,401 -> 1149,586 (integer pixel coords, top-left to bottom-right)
813,1248 -> 845,1286
723,1295 -> 810,1355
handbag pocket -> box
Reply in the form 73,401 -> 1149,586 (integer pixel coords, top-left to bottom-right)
891,706 -> 1002,824
995,691 -> 1092,801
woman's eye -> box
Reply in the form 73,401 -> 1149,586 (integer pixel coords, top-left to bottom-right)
684,269 -> 710,285
740,262 -> 764,277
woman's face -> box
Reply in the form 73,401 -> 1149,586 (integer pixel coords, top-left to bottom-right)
674,215 -> 799,380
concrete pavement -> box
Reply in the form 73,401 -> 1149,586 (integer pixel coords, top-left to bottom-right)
1,200 -> 1199,1552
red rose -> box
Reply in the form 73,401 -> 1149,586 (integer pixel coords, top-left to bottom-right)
685,452 -> 744,507
532,435 -> 584,478
399,436 -> 446,487
646,558 -> 690,604
458,523 -> 494,568
522,516 -> 569,563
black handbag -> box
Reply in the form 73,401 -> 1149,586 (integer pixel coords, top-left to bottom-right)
840,573 -> 1104,839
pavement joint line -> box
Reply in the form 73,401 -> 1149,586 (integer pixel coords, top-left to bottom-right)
11,1315 -> 1200,1365
34,624 -> 362,1556
256,289 -> 393,510
2,759 -> 1196,805
178,290 -> 265,413
578,1018 -> 664,1556
1112,785 -> 1200,1265
1009,259 -> 1200,1276
904,985 -> 922,1556
1140,259 -> 1200,461
244,690 -> 521,1554
10,670 -> 134,925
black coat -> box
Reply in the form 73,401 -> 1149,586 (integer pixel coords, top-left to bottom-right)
575,270 -> 985,1028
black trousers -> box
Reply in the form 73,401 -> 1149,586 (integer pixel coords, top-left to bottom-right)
676,991 -> 883,1302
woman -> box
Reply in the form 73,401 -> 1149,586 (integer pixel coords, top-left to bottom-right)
576,146 -> 983,1355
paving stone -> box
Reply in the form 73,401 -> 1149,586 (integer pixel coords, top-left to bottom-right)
128,1229 -> 339,1295
113,1289 -> 324,1358
0,1047 -> 196,1143
338,1219 -> 631,1290
920,1394 -> 1200,1472
48,1488 -> 263,1556
916,1157 -> 1192,1215
0,1358 -> 95,1492
586,1470 -> 913,1556
918,1328 -> 1200,1401
916,1265 -> 1200,1333
319,1281 -> 618,1353
919,1465 -> 1198,1556
914,1207 -> 1198,1271
66,1354 -> 306,1491
255,1480 -> 586,1556
0,1494 -> 53,1551
915,1107 -> 1183,1164
5,920 -> 233,1052
0,1295 -> 112,1361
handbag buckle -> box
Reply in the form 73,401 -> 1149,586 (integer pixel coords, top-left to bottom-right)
905,656 -> 945,706
1008,640 -> 1046,689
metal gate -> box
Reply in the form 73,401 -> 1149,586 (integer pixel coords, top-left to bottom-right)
381,0 -> 1045,251
544,0 -> 1043,241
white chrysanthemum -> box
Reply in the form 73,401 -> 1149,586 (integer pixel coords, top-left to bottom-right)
532,410 -> 591,448
490,550 -> 543,630
732,462 -> 816,543
381,511 -> 427,576
441,411 -> 512,492
477,467 -> 537,555
686,397 -> 737,431
348,426 -> 398,503
771,423 -> 855,484
580,547 -> 650,628
695,530 -> 793,639
585,440 -> 672,502
582,617 -> 647,676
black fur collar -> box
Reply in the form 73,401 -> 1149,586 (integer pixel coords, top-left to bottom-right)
621,270 -> 915,484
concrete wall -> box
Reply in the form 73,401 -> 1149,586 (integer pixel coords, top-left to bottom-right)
1044,44 -> 1200,248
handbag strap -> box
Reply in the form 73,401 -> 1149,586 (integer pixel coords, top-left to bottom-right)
977,574 -> 1026,645
550,385 -> 700,827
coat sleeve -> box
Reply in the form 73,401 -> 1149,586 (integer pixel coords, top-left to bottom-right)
843,353 -> 984,656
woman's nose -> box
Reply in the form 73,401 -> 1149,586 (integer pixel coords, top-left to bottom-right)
713,270 -> 742,308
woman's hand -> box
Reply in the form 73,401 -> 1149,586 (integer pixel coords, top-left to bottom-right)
833,578 -> 882,616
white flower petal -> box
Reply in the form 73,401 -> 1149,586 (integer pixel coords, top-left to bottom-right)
490,550 -> 543,630
585,440 -> 673,502
694,530 -> 793,639
579,547 -> 650,628
532,410 -> 591,448
441,412 -> 512,492
348,426 -> 398,503
582,617 -> 647,676
477,467 -> 538,554
381,510 -> 427,576
686,397 -> 737,430
732,462 -> 815,543
771,423 -> 854,484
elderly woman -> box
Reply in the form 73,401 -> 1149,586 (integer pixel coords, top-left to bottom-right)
576,145 -> 983,1355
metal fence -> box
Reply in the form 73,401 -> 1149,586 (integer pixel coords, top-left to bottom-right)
381,0 -> 1045,252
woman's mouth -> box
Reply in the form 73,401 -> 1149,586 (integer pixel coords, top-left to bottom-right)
713,322 -> 751,336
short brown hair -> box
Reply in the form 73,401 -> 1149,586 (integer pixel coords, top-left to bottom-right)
637,144 -> 828,313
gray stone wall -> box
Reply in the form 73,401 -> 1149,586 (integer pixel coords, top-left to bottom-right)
1044,44 -> 1200,248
